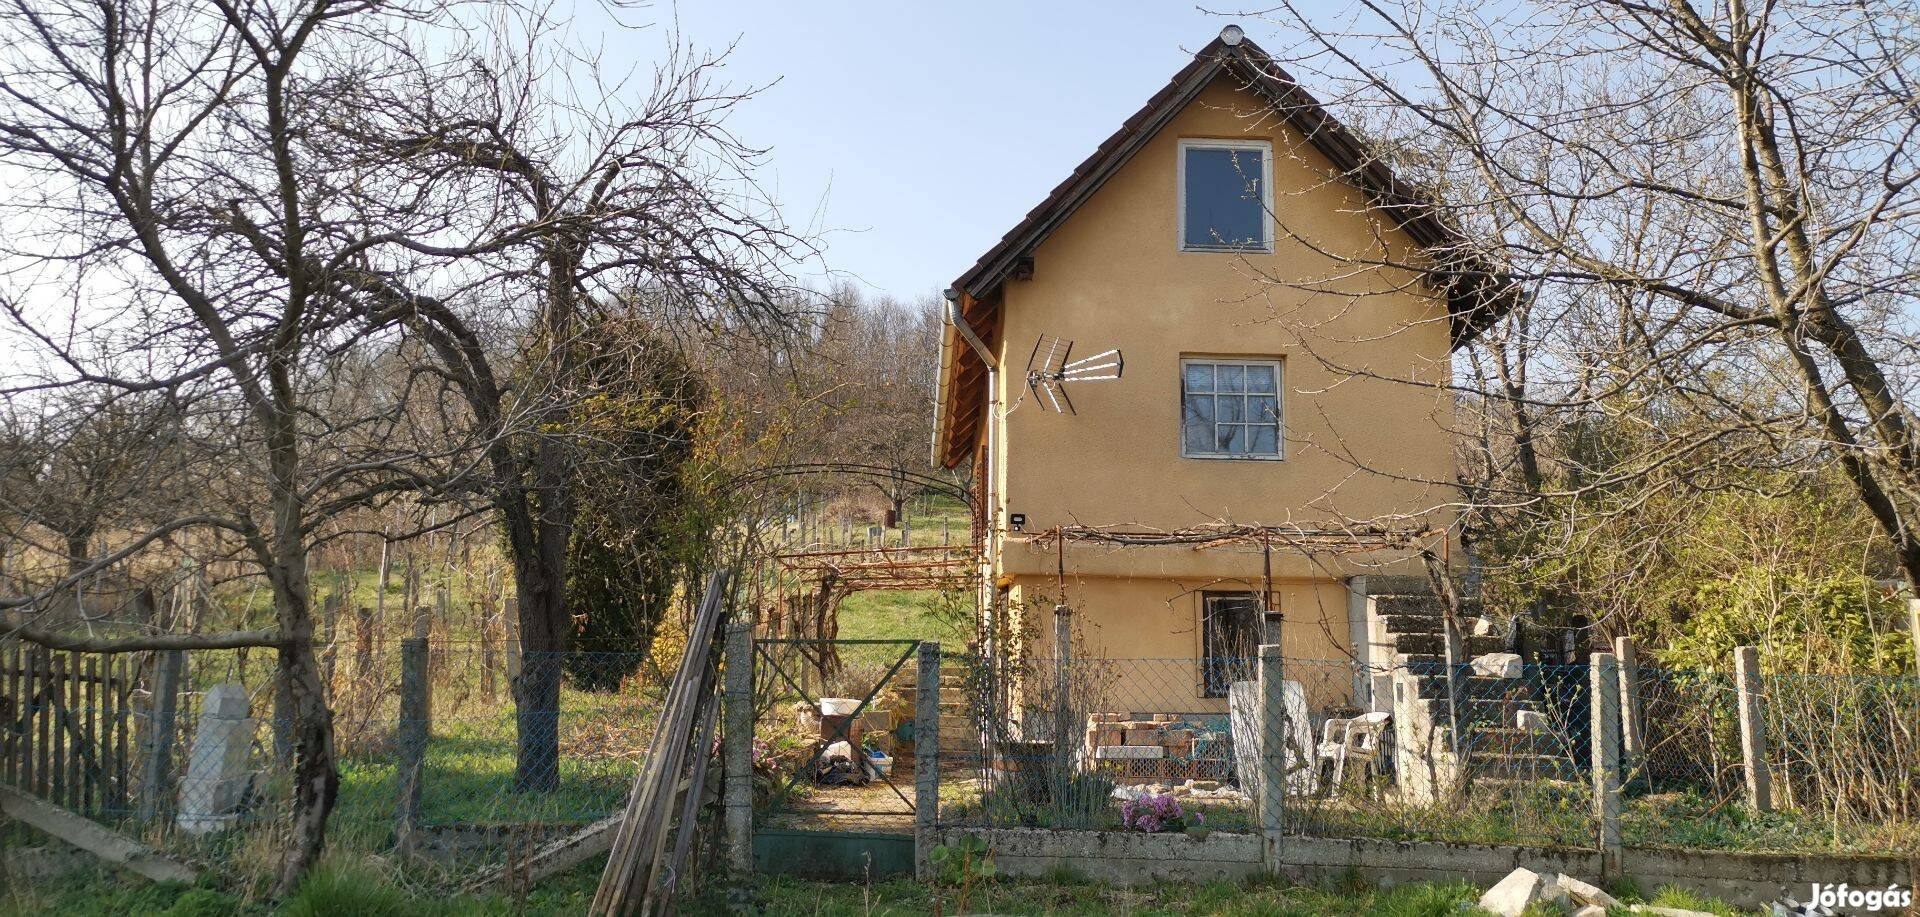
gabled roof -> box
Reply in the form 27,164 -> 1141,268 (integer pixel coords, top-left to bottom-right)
933,29 -> 1513,468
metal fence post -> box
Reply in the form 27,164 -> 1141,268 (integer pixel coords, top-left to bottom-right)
1614,636 -> 1642,778
396,637 -> 429,854
914,641 -> 940,880
138,649 -> 184,823
1257,643 -> 1285,876
722,620 -> 754,877
1590,651 -> 1622,880
1733,645 -> 1773,813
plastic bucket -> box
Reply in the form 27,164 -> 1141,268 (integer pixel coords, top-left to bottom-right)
819,697 -> 861,716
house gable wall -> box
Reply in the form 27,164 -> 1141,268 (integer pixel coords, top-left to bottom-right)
990,76 -> 1455,571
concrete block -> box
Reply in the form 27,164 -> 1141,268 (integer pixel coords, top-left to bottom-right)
1555,873 -> 1618,909
1516,710 -> 1552,733
1095,745 -> 1164,760
176,683 -> 256,835
1471,653 -> 1524,679
1572,906 -> 1607,917
1478,867 -> 1565,917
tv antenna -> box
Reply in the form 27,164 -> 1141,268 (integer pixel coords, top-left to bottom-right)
1021,334 -> 1124,414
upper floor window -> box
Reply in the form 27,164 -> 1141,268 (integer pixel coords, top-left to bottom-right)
1182,358 -> 1282,459
1179,139 -> 1272,252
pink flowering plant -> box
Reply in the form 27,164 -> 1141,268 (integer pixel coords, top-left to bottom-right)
1119,792 -> 1198,833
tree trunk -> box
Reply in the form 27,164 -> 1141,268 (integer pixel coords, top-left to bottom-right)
267,526 -> 338,895
506,439 -> 573,793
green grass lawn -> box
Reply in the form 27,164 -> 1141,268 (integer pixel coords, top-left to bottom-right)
834,590 -> 963,642
0,865 -> 1759,916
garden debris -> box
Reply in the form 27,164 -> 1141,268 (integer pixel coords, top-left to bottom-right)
1083,713 -> 1230,784
1478,867 -> 1566,916
0,782 -> 198,884
1479,867 -> 1622,917
1554,873 -> 1619,910
813,740 -> 868,786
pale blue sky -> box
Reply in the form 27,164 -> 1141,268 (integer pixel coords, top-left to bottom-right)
634,2 -> 1326,301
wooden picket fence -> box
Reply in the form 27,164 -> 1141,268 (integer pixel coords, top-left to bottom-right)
0,642 -> 141,818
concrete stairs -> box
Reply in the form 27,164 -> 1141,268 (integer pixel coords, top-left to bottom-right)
1369,581 -> 1578,784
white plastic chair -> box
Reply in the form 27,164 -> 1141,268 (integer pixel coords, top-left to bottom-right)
1317,711 -> 1390,788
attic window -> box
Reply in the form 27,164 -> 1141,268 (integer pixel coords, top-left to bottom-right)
1178,139 -> 1272,252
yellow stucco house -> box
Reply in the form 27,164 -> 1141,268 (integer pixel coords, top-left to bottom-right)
932,28 -> 1506,718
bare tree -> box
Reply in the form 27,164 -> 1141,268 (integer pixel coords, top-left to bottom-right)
323,17 -> 814,790
0,0 -> 503,888
812,287 -> 950,537
1235,1 -> 1920,611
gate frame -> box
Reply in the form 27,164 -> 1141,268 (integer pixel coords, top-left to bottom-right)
728,636 -> 940,881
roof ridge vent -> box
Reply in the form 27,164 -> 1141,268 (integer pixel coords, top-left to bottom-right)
1219,24 -> 1245,46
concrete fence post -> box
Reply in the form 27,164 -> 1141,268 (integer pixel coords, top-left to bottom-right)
1590,651 -> 1622,880
1614,636 -> 1643,779
722,620 -> 754,877
1908,599 -> 1920,677
914,641 -> 941,880
1257,643 -> 1286,875
1733,645 -> 1773,813
395,637 -> 429,855
137,649 -> 184,823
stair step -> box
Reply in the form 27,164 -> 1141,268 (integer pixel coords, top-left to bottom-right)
1464,636 -> 1507,655
1361,576 -> 1432,597
1380,614 -> 1444,636
1373,595 -> 1445,617
1392,633 -> 1444,655
1415,675 -> 1529,699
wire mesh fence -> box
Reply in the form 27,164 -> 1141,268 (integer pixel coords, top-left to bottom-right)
10,633 -> 1917,891
1621,664 -> 1920,855
939,654 -> 1601,848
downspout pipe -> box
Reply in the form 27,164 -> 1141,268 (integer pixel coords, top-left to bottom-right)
944,288 -> 998,369
945,287 -> 1001,662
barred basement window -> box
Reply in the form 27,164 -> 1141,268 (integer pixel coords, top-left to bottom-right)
1181,358 -> 1283,459
1201,591 -> 1263,698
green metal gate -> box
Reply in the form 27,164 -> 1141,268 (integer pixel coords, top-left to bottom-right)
751,638 -> 920,879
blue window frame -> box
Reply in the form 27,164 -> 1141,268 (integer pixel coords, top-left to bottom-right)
1179,139 -> 1272,252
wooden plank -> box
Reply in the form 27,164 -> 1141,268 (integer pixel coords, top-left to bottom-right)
0,781 -> 197,883
51,652 -> 67,807
3,642 -> 17,788
67,651 -> 82,811
138,650 -> 183,824
462,815 -> 620,892
593,571 -> 732,915
83,653 -> 98,815
35,647 -> 51,798
114,654 -> 131,814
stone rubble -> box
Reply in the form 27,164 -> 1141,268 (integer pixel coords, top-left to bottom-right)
1476,867 -> 1623,917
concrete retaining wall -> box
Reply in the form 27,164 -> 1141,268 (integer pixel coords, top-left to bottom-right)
933,827 -> 1263,885
937,827 -> 1914,910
